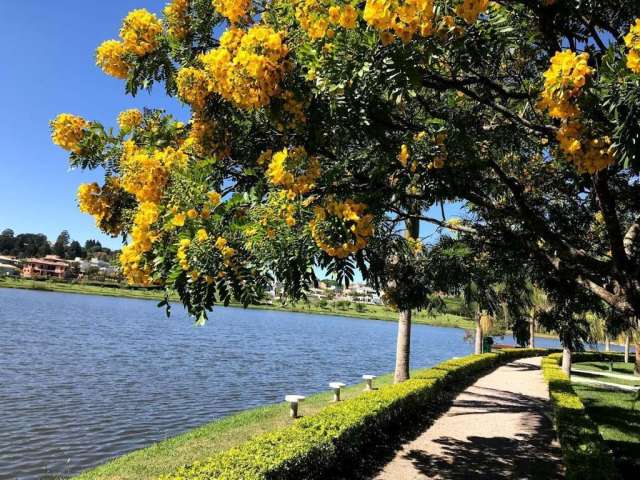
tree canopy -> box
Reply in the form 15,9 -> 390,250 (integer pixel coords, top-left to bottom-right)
52,0 -> 640,330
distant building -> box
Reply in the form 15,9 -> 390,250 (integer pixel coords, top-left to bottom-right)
22,256 -> 68,279
71,257 -> 119,276
0,263 -> 20,277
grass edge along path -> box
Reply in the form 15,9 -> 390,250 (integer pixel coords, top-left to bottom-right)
72,372 -> 398,480
75,348 -> 546,480
542,352 -> 622,480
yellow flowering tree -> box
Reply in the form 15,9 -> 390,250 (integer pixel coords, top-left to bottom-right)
54,0 -> 640,379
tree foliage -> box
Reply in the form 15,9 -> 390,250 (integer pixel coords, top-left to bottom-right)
52,0 -> 640,329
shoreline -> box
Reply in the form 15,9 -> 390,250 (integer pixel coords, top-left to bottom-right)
0,278 -> 561,339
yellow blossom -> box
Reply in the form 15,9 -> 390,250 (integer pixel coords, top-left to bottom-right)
96,40 -> 130,79
196,229 -> 208,242
164,0 -> 190,40
119,9 -> 163,56
172,212 -> 186,227
266,147 -> 321,197
624,19 -> 640,73
118,109 -> 143,132
51,114 -> 87,153
207,191 -> 222,206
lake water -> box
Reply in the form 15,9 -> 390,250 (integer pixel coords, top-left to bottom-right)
0,288 -> 570,479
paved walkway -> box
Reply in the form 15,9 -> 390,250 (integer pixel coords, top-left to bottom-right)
374,357 -> 564,480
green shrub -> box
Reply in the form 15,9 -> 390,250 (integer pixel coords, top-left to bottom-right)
161,348 -> 547,480
542,353 -> 621,480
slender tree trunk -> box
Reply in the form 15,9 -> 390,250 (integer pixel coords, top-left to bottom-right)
393,213 -> 419,384
635,344 -> 640,376
475,313 -> 483,355
624,335 -> 630,363
529,317 -> 536,349
562,346 -> 572,376
394,310 -> 411,383
604,334 -> 611,352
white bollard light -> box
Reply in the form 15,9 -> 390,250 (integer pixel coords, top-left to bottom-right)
362,374 -> 376,391
285,395 -> 306,418
329,382 -> 346,402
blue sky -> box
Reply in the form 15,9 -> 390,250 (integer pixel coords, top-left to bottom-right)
0,1 -> 186,249
0,1 -> 463,250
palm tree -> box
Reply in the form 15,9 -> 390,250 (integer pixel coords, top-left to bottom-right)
528,286 -> 550,349
462,279 -> 499,355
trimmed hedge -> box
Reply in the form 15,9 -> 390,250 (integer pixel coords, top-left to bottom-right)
541,353 -> 621,480
161,348 -> 547,480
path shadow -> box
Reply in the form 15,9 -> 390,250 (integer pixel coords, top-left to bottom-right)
323,371 -> 490,480
404,431 -> 563,480
504,362 -> 541,372
447,386 -> 549,418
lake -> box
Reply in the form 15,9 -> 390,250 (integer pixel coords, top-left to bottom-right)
1,288 -> 565,479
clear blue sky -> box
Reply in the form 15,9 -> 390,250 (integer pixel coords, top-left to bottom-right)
0,1 -> 187,249
0,1 -> 463,250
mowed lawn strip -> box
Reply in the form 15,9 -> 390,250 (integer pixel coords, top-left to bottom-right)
573,361 -> 640,387
573,383 -> 640,479
73,372 -> 398,480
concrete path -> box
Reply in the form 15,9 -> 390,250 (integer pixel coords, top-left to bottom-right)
374,357 -> 563,480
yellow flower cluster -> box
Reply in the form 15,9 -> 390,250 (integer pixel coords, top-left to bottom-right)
120,9 -> 163,56
96,40 -> 130,79
266,147 -> 321,197
120,202 -> 160,285
181,114 -> 229,159
310,199 -> 374,258
176,238 -> 191,270
538,50 -> 593,120
76,179 -> 124,235
212,0 -> 251,24
455,0 -> 489,24
624,19 -> 640,73
176,67 -> 210,111
120,141 -> 187,203
214,236 -> 236,265
397,131 -> 446,171
538,50 -> 615,173
363,0 -> 435,44
51,113 -> 87,153
294,0 -> 359,40
96,9 -> 162,79
77,182 -> 109,228
556,122 -> 615,174
199,25 -> 289,109
164,0 -> 190,40
118,109 -> 143,132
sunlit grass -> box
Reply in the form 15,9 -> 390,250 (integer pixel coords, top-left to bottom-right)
573,383 -> 640,479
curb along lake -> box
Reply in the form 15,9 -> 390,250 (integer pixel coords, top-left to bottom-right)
1,288 -> 566,479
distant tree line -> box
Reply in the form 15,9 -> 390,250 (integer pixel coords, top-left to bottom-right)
0,228 -> 118,261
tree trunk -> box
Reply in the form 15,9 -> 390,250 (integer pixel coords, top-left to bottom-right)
624,335 -> 630,363
604,334 -> 610,352
475,314 -> 483,355
529,317 -> 535,349
562,346 -> 572,377
394,309 -> 411,383
635,344 -> 640,376
393,213 -> 420,384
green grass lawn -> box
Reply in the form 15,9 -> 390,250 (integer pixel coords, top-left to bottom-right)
573,383 -> 640,479
73,373 -> 400,480
573,361 -> 640,387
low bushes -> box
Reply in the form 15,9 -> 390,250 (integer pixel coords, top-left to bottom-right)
542,353 -> 620,480
161,348 -> 546,480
